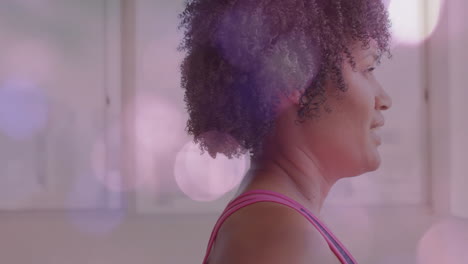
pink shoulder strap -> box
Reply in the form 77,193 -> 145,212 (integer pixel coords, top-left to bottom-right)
202,189 -> 357,264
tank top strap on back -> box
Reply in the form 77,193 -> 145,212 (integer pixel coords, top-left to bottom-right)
202,189 -> 357,264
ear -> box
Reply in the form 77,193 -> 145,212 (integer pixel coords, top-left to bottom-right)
286,88 -> 305,105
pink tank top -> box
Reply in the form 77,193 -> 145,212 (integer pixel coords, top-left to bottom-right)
202,189 -> 357,264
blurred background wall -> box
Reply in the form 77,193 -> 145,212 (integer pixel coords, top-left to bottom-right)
0,0 -> 467,263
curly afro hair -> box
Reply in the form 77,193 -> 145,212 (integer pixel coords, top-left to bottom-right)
178,0 -> 391,159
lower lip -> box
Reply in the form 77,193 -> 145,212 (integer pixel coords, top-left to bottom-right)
371,130 -> 382,145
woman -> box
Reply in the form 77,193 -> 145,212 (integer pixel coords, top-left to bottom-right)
178,0 -> 392,263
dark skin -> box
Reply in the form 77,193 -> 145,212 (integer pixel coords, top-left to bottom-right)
207,41 -> 392,264
178,0 -> 392,159
179,1 -> 393,262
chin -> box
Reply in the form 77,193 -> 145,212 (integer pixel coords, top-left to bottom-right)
367,155 -> 381,172
341,148 -> 382,178
345,161 -> 380,178
368,162 -> 380,172
354,155 -> 381,177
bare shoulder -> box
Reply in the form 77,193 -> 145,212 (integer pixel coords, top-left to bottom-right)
207,202 -> 341,264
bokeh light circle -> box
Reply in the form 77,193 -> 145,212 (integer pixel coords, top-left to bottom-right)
135,94 -> 185,155
2,38 -> 58,83
0,79 -> 48,140
133,94 -> 186,192
388,0 -> 444,46
417,219 -> 468,264
174,133 -> 249,201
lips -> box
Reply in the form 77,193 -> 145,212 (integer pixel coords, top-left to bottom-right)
370,118 -> 384,145
370,120 -> 385,130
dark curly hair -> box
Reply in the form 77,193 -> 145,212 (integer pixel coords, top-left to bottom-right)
178,0 -> 391,159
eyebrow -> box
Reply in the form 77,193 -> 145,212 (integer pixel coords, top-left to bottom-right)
362,52 -> 379,61
361,52 -> 381,64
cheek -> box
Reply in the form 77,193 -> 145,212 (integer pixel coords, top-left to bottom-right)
344,81 -> 375,126
326,88 -> 375,156
316,76 -> 375,144
334,97 -> 373,134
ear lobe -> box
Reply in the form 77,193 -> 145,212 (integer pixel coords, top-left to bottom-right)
287,89 -> 305,105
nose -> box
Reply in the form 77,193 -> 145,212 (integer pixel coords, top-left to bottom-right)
375,84 -> 392,111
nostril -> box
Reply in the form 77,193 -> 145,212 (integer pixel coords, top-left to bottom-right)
376,95 -> 392,111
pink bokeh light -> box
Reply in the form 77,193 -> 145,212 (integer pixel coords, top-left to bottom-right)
388,0 -> 444,46
417,219 -> 468,264
0,38 -> 58,83
134,94 -> 185,155
133,93 -> 186,193
174,134 -> 249,202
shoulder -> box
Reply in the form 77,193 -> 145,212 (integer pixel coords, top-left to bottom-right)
208,202 -> 340,264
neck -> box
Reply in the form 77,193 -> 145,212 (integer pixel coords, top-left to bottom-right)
237,144 -> 336,216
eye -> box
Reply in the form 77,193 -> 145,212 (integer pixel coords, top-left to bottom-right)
367,67 -> 376,73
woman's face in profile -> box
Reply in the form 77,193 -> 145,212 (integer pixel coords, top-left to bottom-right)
301,41 -> 392,178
